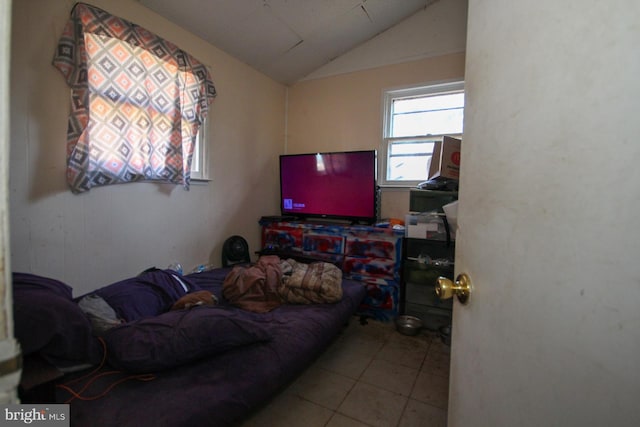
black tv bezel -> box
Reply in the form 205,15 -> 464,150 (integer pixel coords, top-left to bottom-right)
279,150 -> 378,225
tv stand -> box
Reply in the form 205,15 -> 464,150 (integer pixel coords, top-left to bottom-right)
307,219 -> 352,226
260,215 -> 298,222
350,219 -> 376,226
259,218 -> 404,321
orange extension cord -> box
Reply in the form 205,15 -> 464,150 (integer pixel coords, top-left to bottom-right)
56,337 -> 156,403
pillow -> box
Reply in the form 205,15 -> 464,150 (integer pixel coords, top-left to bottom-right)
102,306 -> 271,373
12,273 -> 102,368
77,294 -> 124,334
13,272 -> 73,299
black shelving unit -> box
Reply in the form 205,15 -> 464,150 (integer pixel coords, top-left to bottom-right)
402,189 -> 457,331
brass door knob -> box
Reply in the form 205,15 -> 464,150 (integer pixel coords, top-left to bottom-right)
436,273 -> 472,304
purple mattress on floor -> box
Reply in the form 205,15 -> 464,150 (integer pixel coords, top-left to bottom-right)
14,267 -> 365,427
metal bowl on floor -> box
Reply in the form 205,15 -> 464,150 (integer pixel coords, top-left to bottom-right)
395,315 -> 423,336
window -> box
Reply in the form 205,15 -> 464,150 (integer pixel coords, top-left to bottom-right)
190,121 -> 209,181
380,81 -> 464,187
53,3 -> 216,193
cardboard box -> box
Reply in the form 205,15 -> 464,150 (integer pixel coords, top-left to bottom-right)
428,136 -> 461,180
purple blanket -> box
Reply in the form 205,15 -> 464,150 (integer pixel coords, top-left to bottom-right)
48,268 -> 365,427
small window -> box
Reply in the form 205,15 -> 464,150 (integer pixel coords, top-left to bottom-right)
190,121 -> 209,181
52,3 -> 215,193
380,81 -> 464,187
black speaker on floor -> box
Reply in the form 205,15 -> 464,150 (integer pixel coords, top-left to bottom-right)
222,235 -> 250,267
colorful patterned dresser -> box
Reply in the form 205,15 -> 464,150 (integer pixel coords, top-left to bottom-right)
259,220 -> 404,321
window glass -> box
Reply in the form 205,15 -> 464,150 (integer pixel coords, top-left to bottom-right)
190,122 -> 209,181
380,82 -> 464,187
391,92 -> 465,137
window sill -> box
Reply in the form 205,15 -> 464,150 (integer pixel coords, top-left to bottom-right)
378,185 -> 415,191
190,177 -> 211,185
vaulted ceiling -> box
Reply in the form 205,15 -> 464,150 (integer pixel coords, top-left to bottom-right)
138,0 -> 435,84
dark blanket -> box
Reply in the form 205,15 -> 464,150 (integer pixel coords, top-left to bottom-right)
90,268 -> 200,321
52,268 -> 366,427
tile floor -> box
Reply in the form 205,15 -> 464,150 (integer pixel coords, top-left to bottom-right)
240,318 -> 450,427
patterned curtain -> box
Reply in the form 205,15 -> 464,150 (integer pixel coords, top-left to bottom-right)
53,3 -> 217,193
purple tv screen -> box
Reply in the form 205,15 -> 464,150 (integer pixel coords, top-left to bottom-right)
280,150 -> 377,223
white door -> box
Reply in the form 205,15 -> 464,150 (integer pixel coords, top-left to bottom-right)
0,0 -> 20,403
449,1 -> 640,426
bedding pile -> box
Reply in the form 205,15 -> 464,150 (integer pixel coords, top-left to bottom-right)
278,258 -> 343,304
13,259 -> 366,427
222,255 -> 344,311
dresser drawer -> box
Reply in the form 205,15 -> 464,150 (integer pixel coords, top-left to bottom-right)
345,237 -> 396,259
303,233 -> 344,254
343,256 -> 396,280
262,225 -> 304,251
357,278 -> 399,322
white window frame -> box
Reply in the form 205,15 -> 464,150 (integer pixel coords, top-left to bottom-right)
380,80 -> 464,187
190,119 -> 209,181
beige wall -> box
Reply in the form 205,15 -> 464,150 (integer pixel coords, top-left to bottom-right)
305,0 -> 468,81
287,52 -> 466,220
9,0 -> 286,295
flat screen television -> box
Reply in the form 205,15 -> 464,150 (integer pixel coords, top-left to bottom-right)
279,150 -> 378,224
